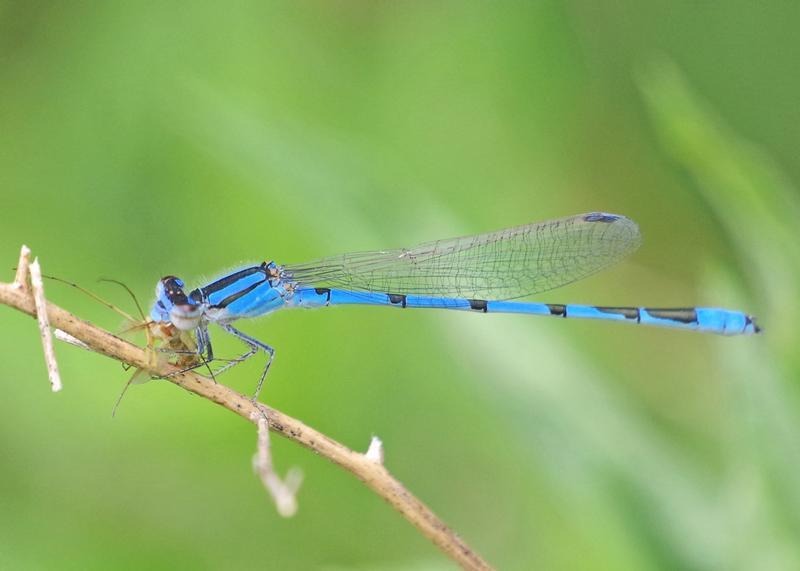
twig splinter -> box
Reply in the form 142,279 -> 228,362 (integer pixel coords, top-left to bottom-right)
54,328 -> 92,351
13,245 -> 31,290
365,436 -> 384,464
29,257 -> 62,392
252,413 -> 303,517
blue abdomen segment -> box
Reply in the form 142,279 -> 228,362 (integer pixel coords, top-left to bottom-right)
290,288 -> 759,336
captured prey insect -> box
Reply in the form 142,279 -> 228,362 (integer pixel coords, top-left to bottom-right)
150,212 -> 760,402
37,273 -> 212,414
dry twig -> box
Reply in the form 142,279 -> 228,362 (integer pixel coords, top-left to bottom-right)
0,246 -> 492,571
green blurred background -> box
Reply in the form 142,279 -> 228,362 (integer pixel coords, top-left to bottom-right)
1,2 -> 798,570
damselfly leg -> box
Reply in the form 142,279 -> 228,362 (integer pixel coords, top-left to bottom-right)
218,323 -> 275,402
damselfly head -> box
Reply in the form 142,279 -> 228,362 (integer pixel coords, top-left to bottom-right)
152,276 -> 203,331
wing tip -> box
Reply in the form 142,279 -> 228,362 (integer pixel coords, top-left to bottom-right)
581,211 -> 642,256
583,212 -> 624,223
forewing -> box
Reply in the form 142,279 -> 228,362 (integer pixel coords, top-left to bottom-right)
281,212 -> 641,300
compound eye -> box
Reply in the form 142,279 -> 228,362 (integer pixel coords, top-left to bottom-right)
159,276 -> 191,304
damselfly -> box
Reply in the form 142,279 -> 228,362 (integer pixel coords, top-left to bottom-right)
150,212 -> 760,401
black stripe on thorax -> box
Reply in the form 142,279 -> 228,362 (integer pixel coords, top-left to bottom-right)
200,264 -> 269,298
214,277 -> 268,309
